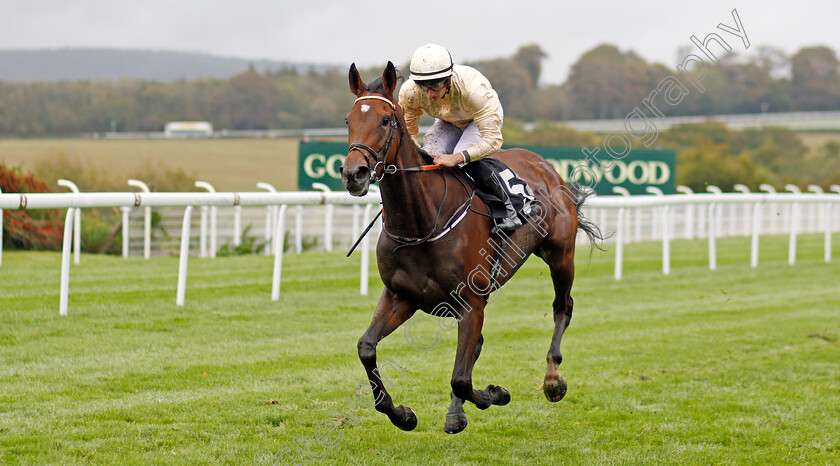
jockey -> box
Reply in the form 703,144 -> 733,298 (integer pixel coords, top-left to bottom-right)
398,43 -> 522,231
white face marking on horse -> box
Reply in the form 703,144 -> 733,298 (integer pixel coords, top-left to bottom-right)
361,104 -> 370,113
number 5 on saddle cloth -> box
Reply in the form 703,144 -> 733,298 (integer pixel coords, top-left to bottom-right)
456,158 -> 535,234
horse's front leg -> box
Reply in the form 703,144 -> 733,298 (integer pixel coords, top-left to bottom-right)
450,308 -> 510,414
358,288 -> 417,431
444,333 -> 482,434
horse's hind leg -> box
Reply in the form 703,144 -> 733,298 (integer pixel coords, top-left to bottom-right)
542,248 -> 575,402
444,334 -> 483,434
358,288 -> 418,430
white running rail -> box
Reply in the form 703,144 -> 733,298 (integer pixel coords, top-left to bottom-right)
1,189 -> 838,316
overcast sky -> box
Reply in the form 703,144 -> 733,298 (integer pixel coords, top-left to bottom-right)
0,0 -> 837,84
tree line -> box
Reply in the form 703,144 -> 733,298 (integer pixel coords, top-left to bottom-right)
0,43 -> 839,137
0,67 -> 354,137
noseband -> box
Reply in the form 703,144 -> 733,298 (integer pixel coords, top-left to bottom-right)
348,96 -> 401,182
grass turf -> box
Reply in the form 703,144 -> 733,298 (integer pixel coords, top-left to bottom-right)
0,233 -> 838,464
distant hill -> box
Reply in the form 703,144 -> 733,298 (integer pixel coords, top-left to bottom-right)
0,48 -> 338,82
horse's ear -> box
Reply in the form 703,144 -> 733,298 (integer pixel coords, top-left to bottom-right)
382,61 -> 397,98
349,63 -> 365,97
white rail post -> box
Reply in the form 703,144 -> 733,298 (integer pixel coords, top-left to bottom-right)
59,207 -> 76,316
696,192 -> 707,239
127,179 -> 152,259
271,205 -> 290,301
295,205 -> 304,253
352,205 -> 361,244
612,187 -> 631,245
708,202 -> 717,271
312,183 -> 334,252
676,185 -> 694,239
120,206 -> 131,258
646,187 -> 668,275
832,185 -> 840,233
198,206 -> 208,257
614,202 -> 625,280
808,185 -> 824,233
195,181 -> 217,258
759,184 -> 777,234
646,187 -> 664,240
57,179 -> 81,265
734,184 -> 751,236
257,183 -> 278,256
751,198 -> 762,268
785,185 -> 801,265
233,205 -> 242,247
360,203 -> 375,295
706,186 -> 723,240
176,206 -> 194,306
211,205 -> 218,258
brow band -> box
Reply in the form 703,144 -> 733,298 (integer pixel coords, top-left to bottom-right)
354,95 -> 395,110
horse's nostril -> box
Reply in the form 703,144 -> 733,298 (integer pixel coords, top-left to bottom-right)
355,167 -> 371,181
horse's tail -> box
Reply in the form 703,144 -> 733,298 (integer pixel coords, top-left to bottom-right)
567,183 -> 606,250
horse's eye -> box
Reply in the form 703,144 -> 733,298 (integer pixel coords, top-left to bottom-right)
344,118 -> 349,126
381,116 -> 390,126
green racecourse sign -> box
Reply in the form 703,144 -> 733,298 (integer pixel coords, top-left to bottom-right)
298,141 -> 675,195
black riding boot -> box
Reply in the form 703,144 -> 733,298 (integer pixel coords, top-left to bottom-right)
463,160 -> 523,232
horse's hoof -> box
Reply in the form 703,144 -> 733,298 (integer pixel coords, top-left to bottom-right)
444,413 -> 468,434
487,385 -> 511,406
543,376 -> 568,402
396,406 -> 417,431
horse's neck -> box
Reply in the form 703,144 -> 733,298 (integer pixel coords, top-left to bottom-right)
379,144 -> 447,236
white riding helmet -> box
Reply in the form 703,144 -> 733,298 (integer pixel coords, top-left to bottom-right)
409,44 -> 454,81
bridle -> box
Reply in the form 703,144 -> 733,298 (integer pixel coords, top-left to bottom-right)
347,95 -> 440,183
347,95 -> 402,183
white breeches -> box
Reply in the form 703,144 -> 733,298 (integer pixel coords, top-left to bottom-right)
421,105 -> 504,156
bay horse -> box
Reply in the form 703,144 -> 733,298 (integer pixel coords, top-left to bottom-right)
341,61 -> 600,434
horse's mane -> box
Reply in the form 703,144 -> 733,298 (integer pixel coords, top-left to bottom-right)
415,145 -> 435,164
366,71 -> 404,96
366,77 -> 387,95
